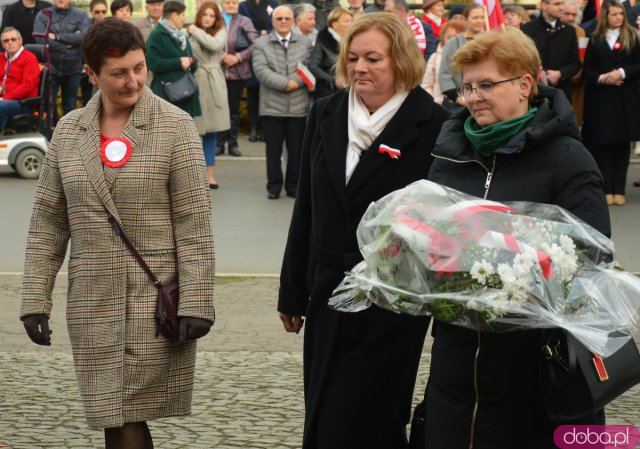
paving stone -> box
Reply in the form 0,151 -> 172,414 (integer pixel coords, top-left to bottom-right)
1,276 -> 638,448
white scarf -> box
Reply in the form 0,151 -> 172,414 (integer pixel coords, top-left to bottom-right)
346,88 -> 409,184
407,13 -> 427,55
328,26 -> 341,42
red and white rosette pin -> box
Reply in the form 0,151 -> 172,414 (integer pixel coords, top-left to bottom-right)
100,138 -> 132,168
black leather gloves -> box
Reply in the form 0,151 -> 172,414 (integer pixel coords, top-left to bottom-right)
22,314 -> 211,344
22,314 -> 52,346
178,317 -> 213,342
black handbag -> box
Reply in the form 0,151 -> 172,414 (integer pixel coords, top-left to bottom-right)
540,328 -> 640,421
162,71 -> 199,103
235,27 -> 251,52
108,213 -> 180,340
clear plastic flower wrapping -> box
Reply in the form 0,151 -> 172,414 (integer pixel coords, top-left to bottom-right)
329,180 -> 640,357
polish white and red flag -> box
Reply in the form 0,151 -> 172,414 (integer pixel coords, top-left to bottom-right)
296,62 -> 316,91
578,37 -> 589,60
475,0 -> 505,31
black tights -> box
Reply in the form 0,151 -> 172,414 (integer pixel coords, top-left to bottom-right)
104,421 -> 154,449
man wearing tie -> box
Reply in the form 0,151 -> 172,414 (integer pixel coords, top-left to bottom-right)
252,5 -> 313,200
522,0 -> 581,102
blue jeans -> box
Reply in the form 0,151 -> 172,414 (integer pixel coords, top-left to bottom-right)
51,72 -> 82,122
0,99 -> 29,131
203,132 -> 217,166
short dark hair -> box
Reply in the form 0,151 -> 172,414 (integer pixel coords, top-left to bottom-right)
110,0 -> 133,15
81,18 -> 145,74
89,0 -> 107,10
163,0 -> 186,18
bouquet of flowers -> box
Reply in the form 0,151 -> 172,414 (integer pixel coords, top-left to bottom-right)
329,180 -> 640,357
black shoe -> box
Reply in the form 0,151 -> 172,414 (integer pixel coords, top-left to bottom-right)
216,145 -> 225,155
257,132 -> 264,142
634,180 -> 640,187
229,145 -> 242,157
286,192 -> 296,198
209,183 -> 219,189
268,192 -> 280,199
249,128 -> 258,142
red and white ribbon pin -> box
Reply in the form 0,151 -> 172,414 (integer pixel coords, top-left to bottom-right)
100,137 -> 132,168
378,144 -> 401,159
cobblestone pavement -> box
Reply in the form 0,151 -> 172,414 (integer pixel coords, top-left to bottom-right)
1,275 -> 639,448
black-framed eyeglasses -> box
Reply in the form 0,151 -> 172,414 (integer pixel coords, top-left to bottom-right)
456,76 -> 523,99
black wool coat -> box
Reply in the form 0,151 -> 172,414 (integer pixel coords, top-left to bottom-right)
582,34 -> 640,147
307,27 -> 339,101
278,87 -> 449,449
425,85 -> 611,449
522,16 -> 581,101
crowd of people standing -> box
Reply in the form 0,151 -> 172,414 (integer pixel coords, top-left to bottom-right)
0,0 -> 638,199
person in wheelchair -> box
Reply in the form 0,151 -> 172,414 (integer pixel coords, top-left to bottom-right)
0,27 -> 40,132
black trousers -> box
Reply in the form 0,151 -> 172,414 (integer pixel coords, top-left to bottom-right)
261,115 -> 306,196
247,84 -> 260,131
593,142 -> 630,194
218,79 -> 245,147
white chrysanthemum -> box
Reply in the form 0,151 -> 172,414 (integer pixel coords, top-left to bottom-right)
470,260 -> 494,285
497,263 -> 516,285
497,262 -> 533,303
512,253 -> 536,277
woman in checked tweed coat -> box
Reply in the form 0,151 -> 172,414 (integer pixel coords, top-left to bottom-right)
20,19 -> 215,448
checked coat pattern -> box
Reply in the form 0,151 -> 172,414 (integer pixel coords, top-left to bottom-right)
21,87 -> 215,429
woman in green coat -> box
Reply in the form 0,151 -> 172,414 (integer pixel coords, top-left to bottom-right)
146,0 -> 202,117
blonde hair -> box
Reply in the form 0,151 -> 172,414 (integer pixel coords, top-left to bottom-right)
335,13 -> 425,91
327,6 -> 353,28
451,27 -> 541,100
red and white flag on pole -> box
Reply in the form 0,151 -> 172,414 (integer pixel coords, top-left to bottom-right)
296,62 -> 316,91
475,0 -> 505,30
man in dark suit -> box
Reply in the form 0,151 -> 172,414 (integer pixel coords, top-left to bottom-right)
522,0 -> 581,102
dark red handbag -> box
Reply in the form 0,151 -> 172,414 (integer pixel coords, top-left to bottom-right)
108,213 -> 180,340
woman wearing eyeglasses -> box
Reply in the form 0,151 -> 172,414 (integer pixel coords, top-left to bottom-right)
425,28 -> 610,449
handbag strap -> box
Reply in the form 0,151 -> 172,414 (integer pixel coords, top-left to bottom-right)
107,212 -> 162,288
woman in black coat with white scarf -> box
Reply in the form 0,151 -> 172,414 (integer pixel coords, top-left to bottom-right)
278,13 -> 449,449
582,0 -> 640,206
